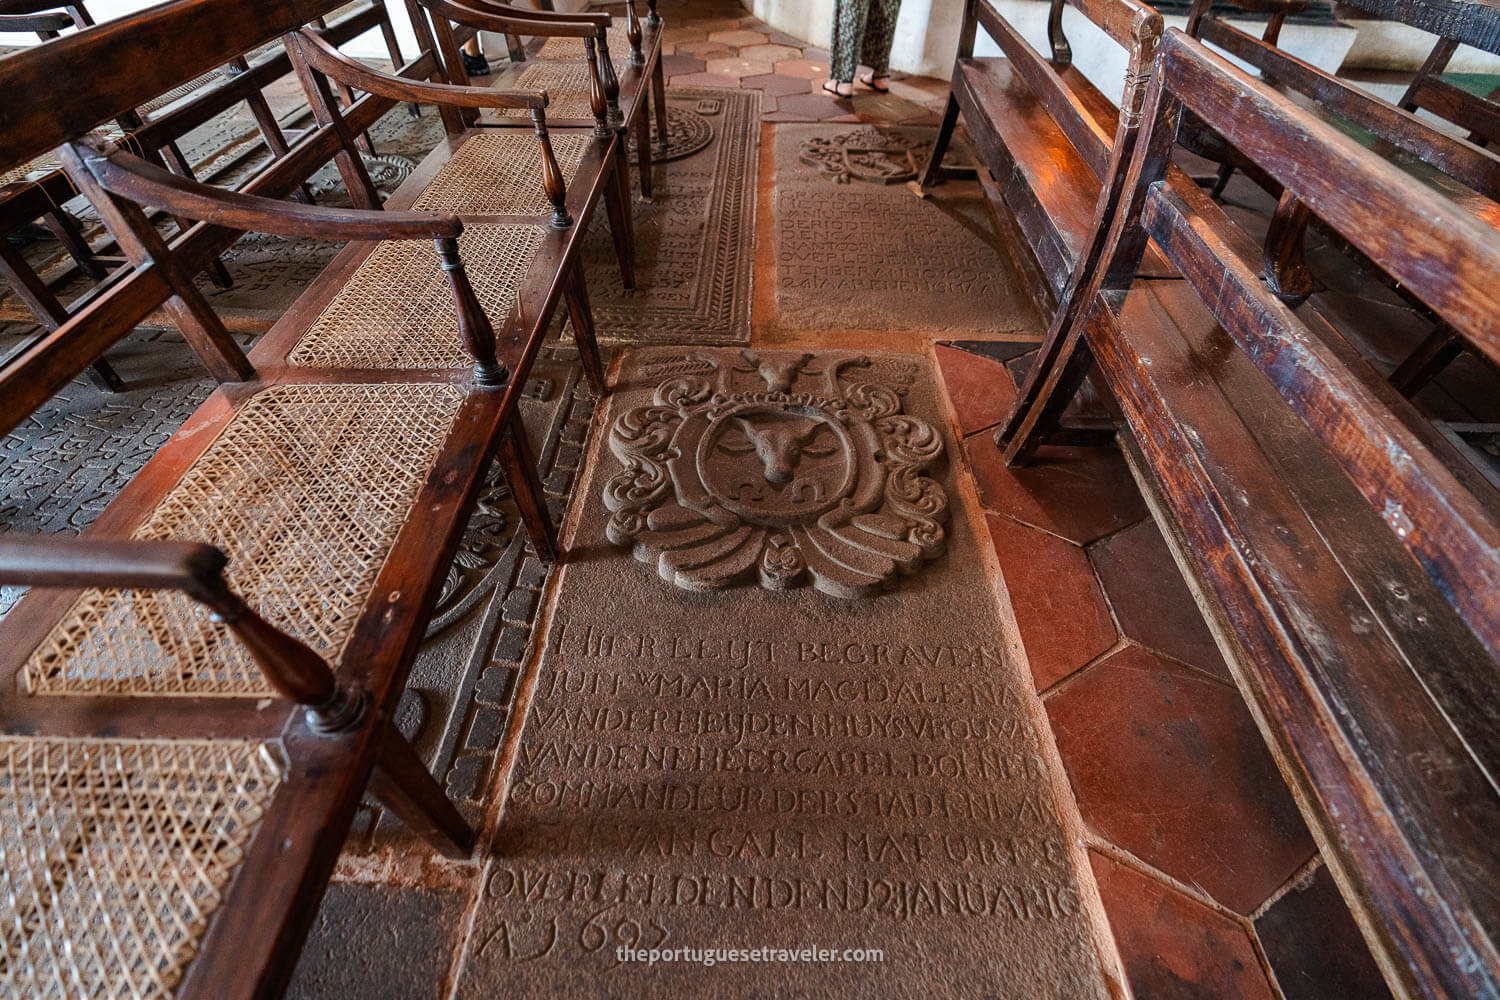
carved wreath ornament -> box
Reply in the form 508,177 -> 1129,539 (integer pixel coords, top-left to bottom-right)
604,351 -> 949,598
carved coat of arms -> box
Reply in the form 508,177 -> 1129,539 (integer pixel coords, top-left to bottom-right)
798,127 -> 927,184
603,351 -> 948,598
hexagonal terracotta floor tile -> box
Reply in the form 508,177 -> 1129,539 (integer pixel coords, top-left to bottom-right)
1089,519 -> 1230,680
706,28 -> 769,47
1255,866 -> 1394,1000
935,344 -> 1016,435
964,438 -> 1149,545
774,57 -> 832,80
660,53 -> 706,77
667,71 -> 742,90
775,91 -> 847,120
1092,853 -> 1279,1000
704,56 -> 775,79
1049,647 -> 1316,914
739,72 -> 812,98
737,43 -> 801,64
986,514 -> 1116,691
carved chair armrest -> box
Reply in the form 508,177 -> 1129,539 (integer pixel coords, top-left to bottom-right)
0,0 -> 73,15
73,134 -> 463,241
0,536 -> 362,728
446,0 -> 611,30
418,0 -> 606,38
288,28 -> 548,112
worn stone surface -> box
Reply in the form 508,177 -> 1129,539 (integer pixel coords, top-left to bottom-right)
577,87 -> 759,345
451,348 -> 1109,998
286,882 -> 466,1000
346,346 -> 599,851
773,124 -> 1037,334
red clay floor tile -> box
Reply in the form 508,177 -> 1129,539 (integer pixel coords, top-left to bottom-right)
739,72 -> 813,97
1049,647 -> 1316,914
1089,519 -> 1230,681
986,514 -> 1116,691
935,343 -> 1016,435
1092,852 -> 1279,1000
776,91 -> 849,120
964,438 -> 1149,545
706,28 -> 769,47
660,53 -> 706,77
1255,866 -> 1393,1000
774,57 -> 833,80
667,71 -> 742,89
705,56 -> 775,78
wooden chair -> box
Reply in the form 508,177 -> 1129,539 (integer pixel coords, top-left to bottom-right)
0,1 -> 410,390
1002,28 -> 1500,998
417,0 -> 667,201
0,0 -> 608,990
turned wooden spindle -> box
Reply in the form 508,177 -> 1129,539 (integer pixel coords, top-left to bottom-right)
597,26 -> 624,130
646,0 -> 659,27
434,234 -> 508,388
625,0 -> 644,67
584,35 -> 610,137
531,108 -> 573,229
200,582 -> 367,735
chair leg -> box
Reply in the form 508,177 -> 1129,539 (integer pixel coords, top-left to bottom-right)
368,720 -> 475,860
603,148 -> 637,291
632,106 -> 654,202
652,55 -> 668,153
1210,162 -> 1235,198
40,209 -> 106,280
502,408 -> 560,563
917,93 -> 961,192
564,262 -> 607,396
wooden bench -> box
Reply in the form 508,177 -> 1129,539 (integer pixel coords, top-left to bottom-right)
917,0 -> 1171,317
1005,28 -> 1500,998
1182,0 -> 1500,396
0,0 -> 614,992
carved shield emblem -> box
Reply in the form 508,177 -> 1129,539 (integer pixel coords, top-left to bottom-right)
604,351 -> 948,598
798,127 -> 926,184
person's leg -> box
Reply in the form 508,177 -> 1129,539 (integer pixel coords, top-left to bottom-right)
825,0 -> 871,98
462,34 -> 490,76
858,0 -> 901,90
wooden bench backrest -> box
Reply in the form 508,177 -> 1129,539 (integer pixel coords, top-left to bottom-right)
1081,28 -> 1500,996
0,0 -> 449,438
968,0 -> 1162,180
1187,0 -> 1500,197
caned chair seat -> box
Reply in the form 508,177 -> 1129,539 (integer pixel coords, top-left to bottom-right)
287,224 -> 546,368
0,736 -> 283,999
21,383 -> 465,697
411,133 -> 588,215
493,61 -> 597,120
535,24 -> 633,62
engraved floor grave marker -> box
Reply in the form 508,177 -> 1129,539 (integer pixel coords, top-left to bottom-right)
452,349 -> 1111,999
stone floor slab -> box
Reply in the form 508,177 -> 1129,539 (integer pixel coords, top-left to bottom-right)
451,348 -> 1111,998
773,124 -> 1037,335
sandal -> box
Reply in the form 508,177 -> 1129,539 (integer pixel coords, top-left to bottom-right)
859,71 -> 892,93
822,80 -> 855,99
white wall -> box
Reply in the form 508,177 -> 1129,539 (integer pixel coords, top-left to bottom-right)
746,0 -> 1500,96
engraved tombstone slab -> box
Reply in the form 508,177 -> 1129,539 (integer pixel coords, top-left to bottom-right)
773,124 -> 1040,336
452,349 -> 1110,998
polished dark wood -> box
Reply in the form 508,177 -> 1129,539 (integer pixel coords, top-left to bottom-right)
1004,29 -> 1500,999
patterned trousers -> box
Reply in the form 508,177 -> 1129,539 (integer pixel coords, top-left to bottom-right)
831,0 -> 902,83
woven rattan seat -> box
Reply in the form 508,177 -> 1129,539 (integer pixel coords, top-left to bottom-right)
288,224 -> 546,368
411,134 -> 588,215
535,25 -> 633,62
494,61 -> 596,120
21,382 -> 465,697
0,736 -> 282,999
